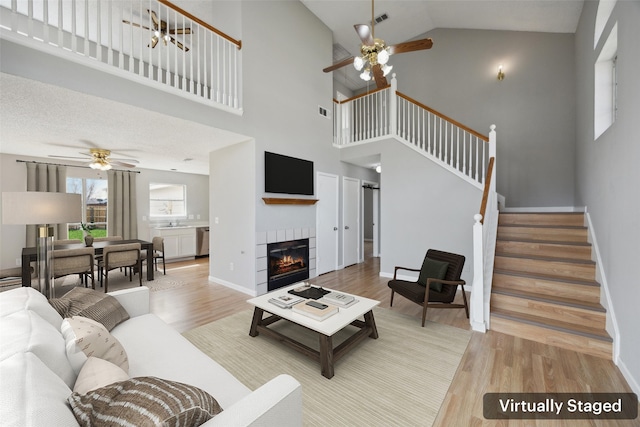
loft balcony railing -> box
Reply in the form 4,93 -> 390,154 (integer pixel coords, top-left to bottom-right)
333,74 -> 492,189
0,0 -> 242,113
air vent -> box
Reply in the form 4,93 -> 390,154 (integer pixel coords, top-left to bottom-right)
374,13 -> 389,25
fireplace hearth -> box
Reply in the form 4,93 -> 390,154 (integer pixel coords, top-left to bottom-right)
267,238 -> 309,291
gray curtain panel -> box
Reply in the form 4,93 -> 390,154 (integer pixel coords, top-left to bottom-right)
107,170 -> 138,239
25,163 -> 68,245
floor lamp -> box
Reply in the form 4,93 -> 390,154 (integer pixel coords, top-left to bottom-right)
2,192 -> 82,298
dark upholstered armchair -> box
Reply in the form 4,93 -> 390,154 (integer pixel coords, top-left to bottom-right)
388,249 -> 468,327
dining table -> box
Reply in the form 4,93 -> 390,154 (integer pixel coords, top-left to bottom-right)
21,239 -> 154,287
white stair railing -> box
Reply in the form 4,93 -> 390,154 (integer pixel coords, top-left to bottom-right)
470,126 -> 498,332
0,0 -> 242,113
333,74 -> 490,188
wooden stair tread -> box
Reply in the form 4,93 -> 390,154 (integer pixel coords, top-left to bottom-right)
493,268 -> 600,287
499,223 -> 586,228
491,287 -> 605,312
491,308 -> 612,342
495,252 -> 596,265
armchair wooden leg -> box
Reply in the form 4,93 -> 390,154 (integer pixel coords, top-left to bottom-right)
390,290 -> 395,307
421,304 -> 428,327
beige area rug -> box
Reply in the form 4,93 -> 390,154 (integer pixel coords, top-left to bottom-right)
183,308 -> 472,427
53,270 -> 187,297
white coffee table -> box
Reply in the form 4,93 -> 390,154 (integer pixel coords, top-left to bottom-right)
247,283 -> 380,379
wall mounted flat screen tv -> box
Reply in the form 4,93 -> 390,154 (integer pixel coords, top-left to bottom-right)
265,151 -> 314,196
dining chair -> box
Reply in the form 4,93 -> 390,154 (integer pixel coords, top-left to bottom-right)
52,247 -> 95,289
141,236 -> 166,275
97,243 -> 142,293
54,239 -> 82,246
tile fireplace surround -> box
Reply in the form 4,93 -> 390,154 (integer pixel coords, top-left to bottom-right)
256,228 -> 316,296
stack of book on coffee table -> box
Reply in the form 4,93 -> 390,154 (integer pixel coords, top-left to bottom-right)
268,294 -> 305,309
292,300 -> 339,321
320,291 -> 358,308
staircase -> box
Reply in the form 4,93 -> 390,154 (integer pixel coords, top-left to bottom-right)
490,212 -> 613,359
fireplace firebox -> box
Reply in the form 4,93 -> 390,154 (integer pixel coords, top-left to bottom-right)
267,238 -> 309,291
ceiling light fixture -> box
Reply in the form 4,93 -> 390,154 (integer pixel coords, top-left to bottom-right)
353,0 -> 393,82
497,64 -> 505,81
89,149 -> 112,171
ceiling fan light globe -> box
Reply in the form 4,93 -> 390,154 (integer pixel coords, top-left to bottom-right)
353,56 -> 365,71
382,64 -> 393,77
378,49 -> 389,65
360,69 -> 371,81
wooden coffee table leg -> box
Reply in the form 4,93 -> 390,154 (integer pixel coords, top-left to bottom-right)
249,307 -> 264,337
319,334 -> 334,379
364,310 -> 379,339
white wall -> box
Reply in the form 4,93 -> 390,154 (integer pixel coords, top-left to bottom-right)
209,140 -> 256,294
339,139 -> 480,284
574,0 -> 640,394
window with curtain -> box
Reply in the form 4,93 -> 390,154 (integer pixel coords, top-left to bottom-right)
66,177 -> 108,239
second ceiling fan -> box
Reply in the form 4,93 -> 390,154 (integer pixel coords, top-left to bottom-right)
323,0 -> 433,89
123,9 -> 191,51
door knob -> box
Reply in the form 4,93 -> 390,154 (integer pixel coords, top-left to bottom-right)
345,226 -> 350,230
333,227 -> 338,231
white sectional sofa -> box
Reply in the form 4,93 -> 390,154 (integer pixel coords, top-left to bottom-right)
0,286 -> 302,426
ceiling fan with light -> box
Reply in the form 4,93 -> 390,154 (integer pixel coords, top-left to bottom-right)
123,9 -> 191,51
323,0 -> 433,89
49,148 -> 139,171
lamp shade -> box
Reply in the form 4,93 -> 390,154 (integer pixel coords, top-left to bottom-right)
2,192 -> 82,225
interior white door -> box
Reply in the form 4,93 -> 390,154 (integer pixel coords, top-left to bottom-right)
316,172 -> 339,275
343,177 -> 359,267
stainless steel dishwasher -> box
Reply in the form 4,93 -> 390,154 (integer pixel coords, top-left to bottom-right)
196,227 -> 209,256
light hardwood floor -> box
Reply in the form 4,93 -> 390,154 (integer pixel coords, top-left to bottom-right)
153,248 -> 638,427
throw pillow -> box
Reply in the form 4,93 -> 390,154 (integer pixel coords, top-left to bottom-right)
417,257 -> 449,292
61,316 -> 129,375
68,376 -> 223,427
73,356 -> 129,395
49,287 -> 129,331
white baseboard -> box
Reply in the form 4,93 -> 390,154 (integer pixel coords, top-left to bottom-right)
617,358 -> 640,396
379,271 -> 417,281
584,211 -> 619,362
208,275 -> 257,297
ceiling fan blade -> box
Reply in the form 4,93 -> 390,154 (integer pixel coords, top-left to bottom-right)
110,161 -> 137,168
372,64 -> 388,89
170,37 -> 189,52
354,24 -> 374,46
323,56 -> 356,73
110,157 -> 139,164
388,38 -> 433,55
169,28 -> 191,35
148,9 -> 160,29
48,155 -> 91,160
122,20 -> 151,31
